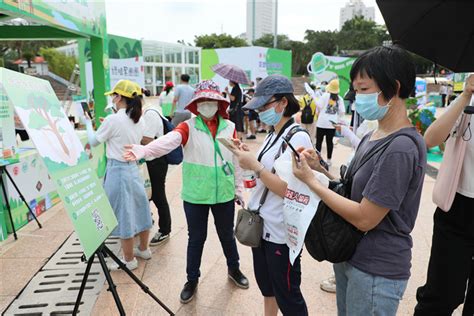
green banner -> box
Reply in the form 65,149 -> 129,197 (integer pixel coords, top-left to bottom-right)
0,0 -> 106,38
308,52 -> 355,97
0,68 -> 117,258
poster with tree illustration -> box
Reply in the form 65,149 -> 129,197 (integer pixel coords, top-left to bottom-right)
17,92 -> 86,169
0,67 -> 117,259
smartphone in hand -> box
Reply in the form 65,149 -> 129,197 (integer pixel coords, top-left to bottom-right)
315,149 -> 330,171
217,137 -> 237,152
283,138 -> 300,161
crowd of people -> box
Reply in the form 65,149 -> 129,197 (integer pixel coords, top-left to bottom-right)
84,44 -> 473,315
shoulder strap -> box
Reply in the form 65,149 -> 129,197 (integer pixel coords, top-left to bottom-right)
257,125 -> 309,211
257,118 -> 294,161
346,132 -> 421,180
145,108 -> 169,134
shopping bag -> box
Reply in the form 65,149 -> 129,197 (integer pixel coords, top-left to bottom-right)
138,160 -> 152,200
274,159 -> 329,265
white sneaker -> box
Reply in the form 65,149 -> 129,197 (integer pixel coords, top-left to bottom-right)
320,276 -> 336,293
108,257 -> 138,271
133,247 -> 152,260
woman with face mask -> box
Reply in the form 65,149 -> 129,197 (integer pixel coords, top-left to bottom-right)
231,75 -> 313,316
85,80 -> 153,271
292,46 -> 427,315
123,80 -> 249,304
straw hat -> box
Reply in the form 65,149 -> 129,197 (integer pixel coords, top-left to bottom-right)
326,79 -> 340,94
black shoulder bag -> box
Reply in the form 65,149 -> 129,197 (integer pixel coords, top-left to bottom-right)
305,132 -> 420,263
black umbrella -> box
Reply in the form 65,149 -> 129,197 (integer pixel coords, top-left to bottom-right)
377,0 -> 474,113
376,0 -> 474,73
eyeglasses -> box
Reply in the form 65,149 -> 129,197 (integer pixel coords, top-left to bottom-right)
257,98 -> 282,113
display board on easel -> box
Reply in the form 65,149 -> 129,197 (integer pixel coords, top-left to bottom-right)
1,67 -> 117,259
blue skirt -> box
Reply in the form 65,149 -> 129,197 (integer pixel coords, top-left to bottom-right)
103,159 -> 152,239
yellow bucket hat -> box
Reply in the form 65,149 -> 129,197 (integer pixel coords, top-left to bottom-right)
104,80 -> 142,98
326,79 -> 340,94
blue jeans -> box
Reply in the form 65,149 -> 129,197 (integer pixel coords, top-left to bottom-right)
334,262 -> 408,316
183,200 -> 240,281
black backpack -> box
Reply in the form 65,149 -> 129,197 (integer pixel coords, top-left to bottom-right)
304,132 -> 420,263
145,109 -> 183,165
301,97 -> 314,124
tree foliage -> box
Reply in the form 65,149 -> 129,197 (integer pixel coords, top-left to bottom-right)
304,30 -> 338,56
194,33 -> 248,49
337,16 -> 390,51
40,48 -> 77,80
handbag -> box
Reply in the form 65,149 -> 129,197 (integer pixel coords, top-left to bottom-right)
305,132 -> 420,263
433,114 -> 471,211
234,120 -> 305,248
234,189 -> 268,248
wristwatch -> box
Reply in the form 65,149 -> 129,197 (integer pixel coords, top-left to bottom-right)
255,164 -> 265,178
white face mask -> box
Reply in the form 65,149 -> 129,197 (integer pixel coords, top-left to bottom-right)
197,101 -> 218,118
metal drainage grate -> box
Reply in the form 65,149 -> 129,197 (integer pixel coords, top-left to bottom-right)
5,295 -> 96,315
4,233 -> 123,315
18,268 -> 105,298
42,234 -> 121,271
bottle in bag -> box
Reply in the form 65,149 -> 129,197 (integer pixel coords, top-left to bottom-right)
242,169 -> 257,192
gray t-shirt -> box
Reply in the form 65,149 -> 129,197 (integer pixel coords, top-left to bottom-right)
174,84 -> 195,113
348,127 -> 427,280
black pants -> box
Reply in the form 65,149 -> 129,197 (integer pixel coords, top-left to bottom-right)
183,200 -> 239,281
146,157 -> 171,235
252,241 -> 308,315
415,193 -> 474,316
316,128 -> 336,160
441,94 -> 447,107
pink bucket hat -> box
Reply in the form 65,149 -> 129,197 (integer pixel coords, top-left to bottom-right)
185,80 -> 230,118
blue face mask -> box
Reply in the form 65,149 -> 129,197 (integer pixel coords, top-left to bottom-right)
355,92 -> 391,121
259,106 -> 283,126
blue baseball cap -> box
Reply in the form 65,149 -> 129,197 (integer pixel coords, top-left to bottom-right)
243,75 -> 294,110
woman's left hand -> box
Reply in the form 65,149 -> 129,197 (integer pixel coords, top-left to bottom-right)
292,153 -> 317,185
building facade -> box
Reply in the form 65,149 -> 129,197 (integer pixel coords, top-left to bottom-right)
143,41 -> 201,95
246,0 -> 275,44
339,0 -> 375,29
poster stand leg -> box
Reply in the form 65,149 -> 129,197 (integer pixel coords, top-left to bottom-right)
0,166 -> 42,240
73,244 -> 174,316
0,171 -> 17,240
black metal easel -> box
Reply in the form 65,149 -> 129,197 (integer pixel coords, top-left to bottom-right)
0,165 -> 42,240
73,244 -> 174,315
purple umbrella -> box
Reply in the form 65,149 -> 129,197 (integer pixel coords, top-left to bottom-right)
211,63 -> 251,85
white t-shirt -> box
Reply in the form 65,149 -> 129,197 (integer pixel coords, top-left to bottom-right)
316,93 -> 346,129
457,114 -> 474,198
142,107 -> 165,161
159,90 -> 174,103
96,109 -> 145,162
248,123 -> 313,244
439,85 -> 447,95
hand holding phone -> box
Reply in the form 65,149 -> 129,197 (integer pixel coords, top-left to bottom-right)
315,149 -> 329,171
217,137 -> 237,152
283,138 -> 300,161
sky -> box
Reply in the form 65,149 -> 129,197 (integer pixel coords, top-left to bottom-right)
105,0 -> 385,44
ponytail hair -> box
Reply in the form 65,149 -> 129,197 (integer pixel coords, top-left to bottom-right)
124,93 -> 143,123
164,85 -> 172,96
330,93 -> 339,101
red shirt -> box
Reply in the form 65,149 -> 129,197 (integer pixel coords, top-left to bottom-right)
175,116 -> 237,146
